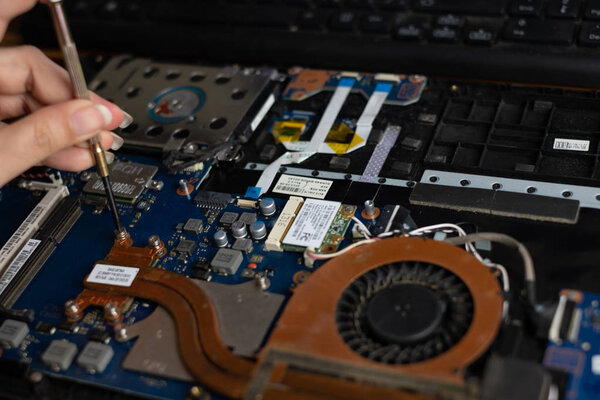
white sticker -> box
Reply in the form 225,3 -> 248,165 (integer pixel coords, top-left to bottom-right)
273,174 -> 333,199
283,199 -> 340,248
0,239 -> 41,296
553,138 -> 590,152
592,355 -> 600,375
87,264 -> 139,287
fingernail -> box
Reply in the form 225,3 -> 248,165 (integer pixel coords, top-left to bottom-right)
119,111 -> 134,129
110,133 -> 124,151
104,151 -> 115,164
70,104 -> 112,136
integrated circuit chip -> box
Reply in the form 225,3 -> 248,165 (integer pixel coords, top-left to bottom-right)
175,240 -> 196,256
193,191 -> 232,209
83,162 -> 157,202
183,218 -> 203,234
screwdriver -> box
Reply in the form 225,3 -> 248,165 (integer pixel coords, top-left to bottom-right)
43,0 -> 126,237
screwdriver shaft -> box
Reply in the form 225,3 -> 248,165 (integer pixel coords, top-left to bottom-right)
45,0 -> 125,234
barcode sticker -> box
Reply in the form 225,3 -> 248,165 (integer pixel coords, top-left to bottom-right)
553,138 -> 590,152
0,239 -> 41,296
273,175 -> 333,199
87,264 -> 139,287
282,199 -> 340,248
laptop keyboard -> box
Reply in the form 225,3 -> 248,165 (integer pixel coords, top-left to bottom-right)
22,0 -> 600,87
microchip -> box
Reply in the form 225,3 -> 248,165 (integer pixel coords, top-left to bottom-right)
42,340 -> 78,371
232,238 -> 253,253
77,342 -> 114,374
35,321 -> 56,335
0,319 -> 29,348
238,212 -> 257,225
89,329 -> 111,344
83,162 -> 158,202
135,198 -> 151,212
219,211 -> 239,226
211,248 -> 243,275
193,190 -> 232,209
190,269 -> 211,280
175,240 -> 196,256
183,218 -> 203,234
57,320 -> 80,333
191,260 -> 210,270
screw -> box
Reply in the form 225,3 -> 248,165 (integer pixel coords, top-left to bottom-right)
255,273 -> 270,291
148,235 -> 161,250
364,200 -> 376,217
190,386 -> 203,398
80,171 -> 92,181
64,300 -> 80,315
104,302 -> 119,320
115,227 -> 129,242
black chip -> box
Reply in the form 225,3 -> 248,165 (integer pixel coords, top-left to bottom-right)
191,260 -> 210,271
57,320 -> 80,333
175,222 -> 185,232
35,321 -> 56,335
259,144 -> 277,161
219,212 -> 239,226
238,212 -> 257,225
183,218 -> 203,234
400,137 -> 423,151
193,191 -> 232,209
136,199 -> 151,212
175,239 -> 196,256
89,329 -> 111,344
83,162 -> 158,201
329,156 -> 351,170
190,269 -> 211,280
391,161 -> 413,175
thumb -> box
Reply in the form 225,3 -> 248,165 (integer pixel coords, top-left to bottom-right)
0,99 -> 112,186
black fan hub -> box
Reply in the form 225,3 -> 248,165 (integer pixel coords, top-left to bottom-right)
365,283 -> 445,344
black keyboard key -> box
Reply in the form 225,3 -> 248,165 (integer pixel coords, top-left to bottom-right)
503,18 -> 575,44
361,13 -> 392,33
375,0 -> 409,10
435,14 -> 465,27
297,9 -> 330,29
394,24 -> 424,41
465,27 -> 498,45
347,0 -> 375,9
579,21 -> 600,46
153,4 -> 297,27
330,11 -> 358,31
585,0 -> 600,19
414,0 -> 508,16
322,0 -> 345,7
430,26 -> 459,43
547,0 -> 581,18
509,0 -> 543,16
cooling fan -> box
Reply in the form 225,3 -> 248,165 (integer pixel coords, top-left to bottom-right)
261,237 -> 504,393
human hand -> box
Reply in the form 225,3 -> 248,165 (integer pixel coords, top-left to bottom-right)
0,46 -> 129,186
0,1 -> 130,186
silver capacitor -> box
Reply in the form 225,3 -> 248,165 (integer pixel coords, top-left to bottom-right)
259,198 -> 276,216
213,230 -> 228,247
231,220 -> 248,239
249,221 -> 267,240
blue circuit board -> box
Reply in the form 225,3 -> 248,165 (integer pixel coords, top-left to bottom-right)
543,291 -> 600,400
0,154 -> 359,400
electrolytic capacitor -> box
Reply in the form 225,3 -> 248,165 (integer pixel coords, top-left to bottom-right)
231,220 -> 247,239
249,221 -> 267,240
259,198 -> 276,216
213,230 -> 228,247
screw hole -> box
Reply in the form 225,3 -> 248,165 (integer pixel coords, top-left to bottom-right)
126,86 -> 140,98
165,70 -> 181,80
190,72 -> 205,82
562,190 -> 573,198
209,117 -> 227,130
146,126 -> 163,137
492,183 -> 502,190
460,179 -> 470,186
143,66 -> 159,78
429,176 -> 439,183
231,89 -> 246,100
173,129 -> 190,139
215,75 -> 231,85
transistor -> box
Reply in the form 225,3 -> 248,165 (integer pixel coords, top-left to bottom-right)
175,240 -> 196,256
183,218 -> 203,234
35,321 -> 56,335
89,329 -> 111,344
